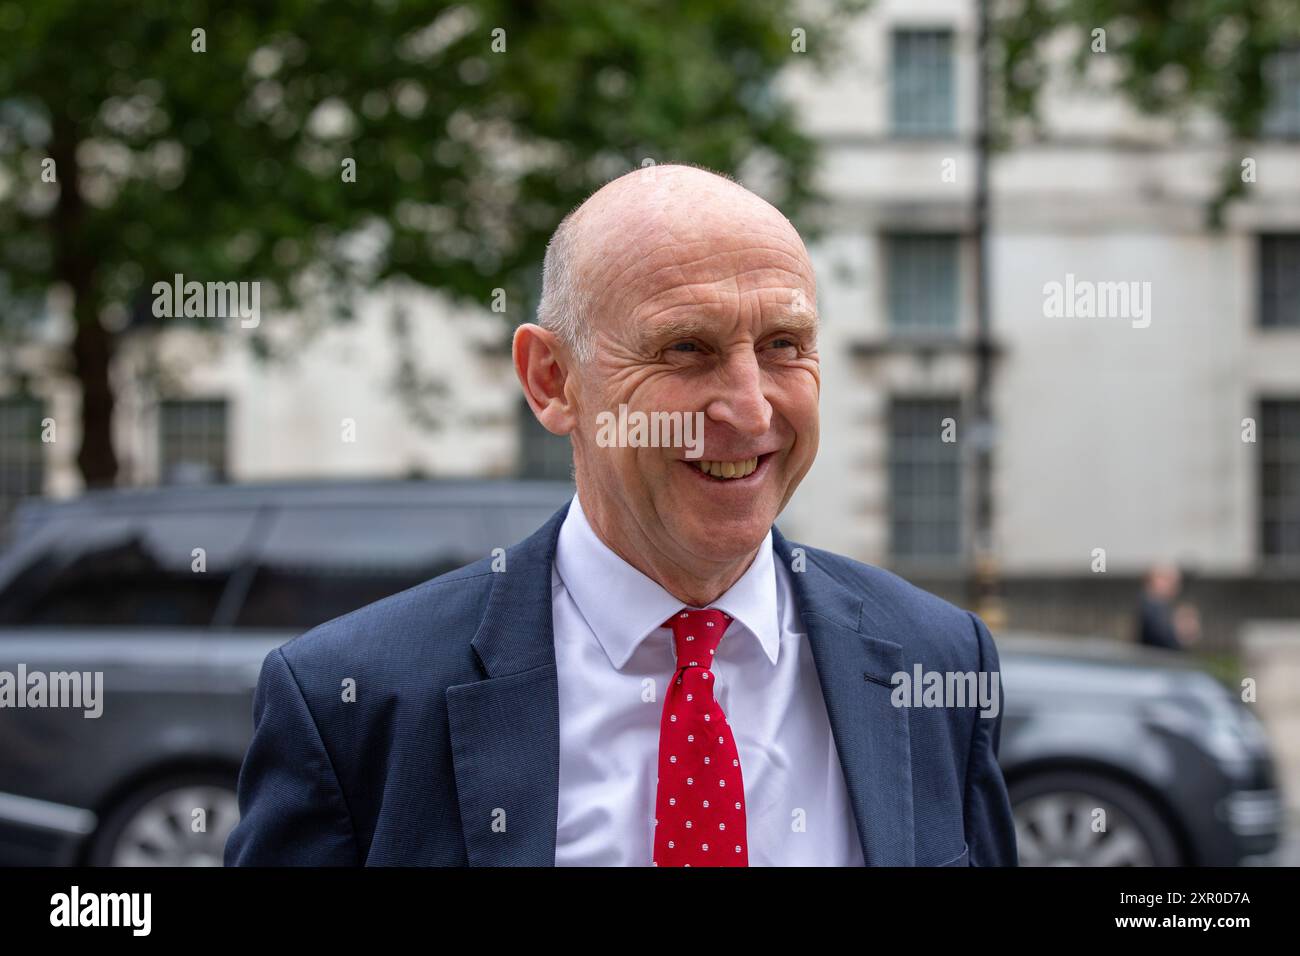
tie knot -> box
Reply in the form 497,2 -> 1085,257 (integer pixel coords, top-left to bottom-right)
664,608 -> 733,671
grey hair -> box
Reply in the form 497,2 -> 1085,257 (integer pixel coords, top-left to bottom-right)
535,210 -> 594,363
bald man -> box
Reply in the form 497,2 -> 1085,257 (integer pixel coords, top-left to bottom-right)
226,165 -> 1018,867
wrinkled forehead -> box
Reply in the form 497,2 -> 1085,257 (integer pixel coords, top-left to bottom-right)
571,181 -> 816,335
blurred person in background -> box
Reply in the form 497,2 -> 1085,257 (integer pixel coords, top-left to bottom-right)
1172,601 -> 1202,649
1137,564 -> 1199,651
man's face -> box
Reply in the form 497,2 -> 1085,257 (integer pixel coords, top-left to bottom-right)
569,191 -> 820,570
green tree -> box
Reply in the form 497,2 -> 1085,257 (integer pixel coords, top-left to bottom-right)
0,0 -> 861,487
992,0 -> 1298,220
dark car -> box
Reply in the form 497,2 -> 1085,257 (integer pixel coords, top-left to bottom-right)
996,634 -> 1281,865
0,481 -> 1284,866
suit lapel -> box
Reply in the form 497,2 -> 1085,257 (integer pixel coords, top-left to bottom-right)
446,500 -> 571,866
772,528 -> 915,865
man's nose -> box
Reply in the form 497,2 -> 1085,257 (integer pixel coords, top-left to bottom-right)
705,350 -> 772,437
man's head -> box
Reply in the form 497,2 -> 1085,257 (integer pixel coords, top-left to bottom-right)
1144,563 -> 1182,601
514,164 -> 820,596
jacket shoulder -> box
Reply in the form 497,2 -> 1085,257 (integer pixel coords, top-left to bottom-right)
273,555 -> 499,688
794,542 -> 990,668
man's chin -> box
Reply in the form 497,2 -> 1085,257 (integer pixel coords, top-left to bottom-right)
666,513 -> 775,564
647,460 -> 790,561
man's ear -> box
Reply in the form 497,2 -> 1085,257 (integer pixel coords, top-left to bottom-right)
513,323 -> 577,436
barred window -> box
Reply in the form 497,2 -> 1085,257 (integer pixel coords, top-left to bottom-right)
1260,400 -> 1300,561
1259,235 -> 1300,328
889,397 -> 963,560
159,399 -> 228,484
1263,47 -> 1300,137
891,29 -> 955,137
887,234 -> 960,333
0,397 -> 45,516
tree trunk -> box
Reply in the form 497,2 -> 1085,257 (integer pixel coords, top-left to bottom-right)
51,115 -> 118,488
71,305 -> 118,487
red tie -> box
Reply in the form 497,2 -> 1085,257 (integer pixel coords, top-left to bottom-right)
652,608 -> 748,866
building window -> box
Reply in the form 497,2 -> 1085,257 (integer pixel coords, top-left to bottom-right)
888,397 -> 963,561
1260,235 -> 1300,328
159,399 -> 228,484
887,234 -> 960,334
891,29 -> 955,136
1260,399 -> 1300,561
1263,47 -> 1300,137
518,397 -> 572,481
0,397 -> 45,516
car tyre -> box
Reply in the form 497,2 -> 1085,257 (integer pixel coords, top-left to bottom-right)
87,771 -> 240,867
1009,770 -> 1183,866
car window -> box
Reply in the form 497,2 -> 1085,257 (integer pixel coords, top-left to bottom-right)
0,509 -> 258,627
232,507 -> 476,629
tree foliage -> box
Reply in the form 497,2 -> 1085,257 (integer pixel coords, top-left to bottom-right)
993,0 -> 1299,220
0,0 -> 862,484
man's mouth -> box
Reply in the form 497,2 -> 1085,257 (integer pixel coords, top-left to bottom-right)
685,452 -> 774,482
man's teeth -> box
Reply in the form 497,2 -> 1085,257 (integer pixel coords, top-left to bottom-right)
695,457 -> 759,479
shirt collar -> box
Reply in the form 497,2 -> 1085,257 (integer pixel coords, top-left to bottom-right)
554,493 -> 780,670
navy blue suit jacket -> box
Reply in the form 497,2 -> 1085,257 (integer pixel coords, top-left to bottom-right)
224,501 -> 1018,866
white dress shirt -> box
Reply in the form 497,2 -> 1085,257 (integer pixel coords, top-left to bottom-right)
552,493 -> 865,866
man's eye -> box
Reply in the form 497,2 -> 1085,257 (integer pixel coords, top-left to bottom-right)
669,342 -> 700,352
768,338 -> 797,350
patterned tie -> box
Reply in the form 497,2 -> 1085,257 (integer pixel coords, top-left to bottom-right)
652,607 -> 748,866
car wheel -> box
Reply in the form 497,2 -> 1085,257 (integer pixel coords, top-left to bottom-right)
88,772 -> 240,867
1009,771 -> 1182,866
